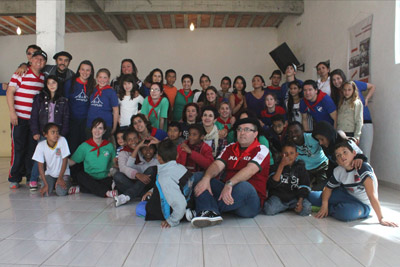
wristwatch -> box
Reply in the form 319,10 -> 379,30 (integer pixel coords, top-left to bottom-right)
225,180 -> 233,187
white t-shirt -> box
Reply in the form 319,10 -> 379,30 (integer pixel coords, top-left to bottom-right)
119,95 -> 144,127
327,162 -> 378,206
318,77 -> 331,96
32,136 -> 71,177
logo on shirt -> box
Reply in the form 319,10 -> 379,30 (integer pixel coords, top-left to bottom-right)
103,151 -> 110,157
317,106 -> 323,112
281,174 -> 299,190
75,89 -> 88,102
91,95 -> 103,107
299,144 -> 312,157
55,148 -> 61,156
354,174 -> 361,182
228,156 -> 251,161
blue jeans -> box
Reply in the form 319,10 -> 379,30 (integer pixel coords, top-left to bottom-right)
42,175 -> 71,196
195,178 -> 260,218
263,195 -> 311,216
308,187 -> 371,222
31,136 -> 46,183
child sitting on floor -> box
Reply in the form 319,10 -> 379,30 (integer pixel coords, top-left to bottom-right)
32,123 -> 71,197
177,124 -> 214,173
113,128 -> 159,207
263,142 -> 311,216
309,142 -> 398,227
141,139 -> 193,228
167,121 -> 184,145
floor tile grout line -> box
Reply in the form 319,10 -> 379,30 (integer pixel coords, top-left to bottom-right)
253,218 -> 289,266
120,220 -> 146,267
37,199 -> 115,266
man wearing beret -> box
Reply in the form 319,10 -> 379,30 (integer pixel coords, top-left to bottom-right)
191,118 -> 270,227
42,51 -> 75,86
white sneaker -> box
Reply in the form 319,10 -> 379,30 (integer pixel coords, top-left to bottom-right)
68,185 -> 80,195
106,190 -> 118,198
114,194 -> 130,207
185,208 -> 196,221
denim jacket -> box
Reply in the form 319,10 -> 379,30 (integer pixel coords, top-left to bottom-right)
30,92 -> 69,136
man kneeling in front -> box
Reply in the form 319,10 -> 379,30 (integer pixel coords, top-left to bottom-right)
191,118 -> 270,227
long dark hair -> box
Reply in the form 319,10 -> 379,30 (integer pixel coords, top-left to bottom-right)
287,80 -> 303,122
69,60 -> 95,96
182,102 -> 201,123
232,75 -> 246,95
252,74 -> 265,88
130,113 -> 153,134
204,86 -> 222,108
120,59 -> 138,77
118,74 -> 139,100
149,68 -> 164,84
42,75 -> 62,102
330,69 -> 346,106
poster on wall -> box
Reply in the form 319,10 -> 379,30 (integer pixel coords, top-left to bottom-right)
348,14 -> 373,82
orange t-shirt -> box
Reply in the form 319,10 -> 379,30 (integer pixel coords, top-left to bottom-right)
163,85 -> 177,107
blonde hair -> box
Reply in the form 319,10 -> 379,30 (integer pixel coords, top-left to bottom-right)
339,81 -> 359,109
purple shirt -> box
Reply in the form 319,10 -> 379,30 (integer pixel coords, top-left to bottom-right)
245,91 -> 268,118
48,102 -> 55,123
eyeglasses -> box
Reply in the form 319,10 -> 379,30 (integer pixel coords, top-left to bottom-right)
236,127 -> 256,133
150,88 -> 160,92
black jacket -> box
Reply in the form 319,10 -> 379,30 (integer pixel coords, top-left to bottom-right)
268,159 -> 310,202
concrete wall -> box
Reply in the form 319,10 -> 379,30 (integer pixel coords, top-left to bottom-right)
278,0 -> 400,187
0,27 -> 278,156
0,27 -> 278,86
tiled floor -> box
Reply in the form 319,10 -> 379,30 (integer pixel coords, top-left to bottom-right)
0,158 -> 399,266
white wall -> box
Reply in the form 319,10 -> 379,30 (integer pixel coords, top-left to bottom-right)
0,27 -> 278,157
0,27 -> 278,88
278,0 -> 400,186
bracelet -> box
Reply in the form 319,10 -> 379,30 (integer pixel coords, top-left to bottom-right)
225,180 -> 233,187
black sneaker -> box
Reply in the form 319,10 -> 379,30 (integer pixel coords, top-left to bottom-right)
191,210 -> 223,228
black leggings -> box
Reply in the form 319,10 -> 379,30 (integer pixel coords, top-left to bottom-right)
76,171 -> 113,197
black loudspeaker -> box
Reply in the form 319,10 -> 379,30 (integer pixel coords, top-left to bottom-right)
269,42 -> 305,72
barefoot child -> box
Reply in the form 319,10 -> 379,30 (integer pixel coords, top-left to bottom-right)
32,123 -> 71,197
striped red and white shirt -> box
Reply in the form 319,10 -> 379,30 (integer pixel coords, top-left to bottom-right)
9,68 -> 44,120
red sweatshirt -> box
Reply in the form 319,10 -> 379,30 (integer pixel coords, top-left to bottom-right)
176,141 -> 214,172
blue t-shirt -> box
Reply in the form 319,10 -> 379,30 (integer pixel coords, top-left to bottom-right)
153,128 -> 168,141
295,133 -> 328,170
86,88 -> 119,128
64,78 -> 90,119
299,93 -> 336,125
354,80 -> 372,122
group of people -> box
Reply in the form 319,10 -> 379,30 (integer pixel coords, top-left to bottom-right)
4,44 -> 397,228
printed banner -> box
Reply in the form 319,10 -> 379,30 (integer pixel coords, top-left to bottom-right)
348,15 -> 373,82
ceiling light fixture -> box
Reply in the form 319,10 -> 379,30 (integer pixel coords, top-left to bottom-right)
16,26 -> 22,35
189,22 -> 195,31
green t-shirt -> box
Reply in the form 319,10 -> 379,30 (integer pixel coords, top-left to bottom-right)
173,91 -> 194,122
141,97 -> 169,131
216,120 -> 235,145
71,142 -> 116,179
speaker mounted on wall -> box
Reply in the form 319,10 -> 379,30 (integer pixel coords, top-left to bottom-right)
269,42 -> 305,72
